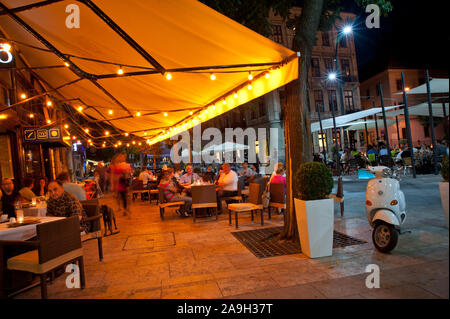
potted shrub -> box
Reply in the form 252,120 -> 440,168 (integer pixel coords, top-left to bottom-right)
294,162 -> 334,258
439,156 -> 449,228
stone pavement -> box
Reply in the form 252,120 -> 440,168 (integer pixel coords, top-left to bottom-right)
14,174 -> 448,299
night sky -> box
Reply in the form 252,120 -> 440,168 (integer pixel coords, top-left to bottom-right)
348,0 -> 449,81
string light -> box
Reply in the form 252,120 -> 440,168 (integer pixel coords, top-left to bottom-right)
138,142 -> 142,146
64,62 -> 70,67
84,128 -> 89,133
114,144 -> 118,148
132,141 -> 136,145
88,139 -> 92,143
234,92 -> 238,98
124,133 -> 129,136
163,112 -> 168,116
136,111 -> 141,117
20,93 -> 27,99
105,131 -> 109,136
165,72 -> 172,80
47,120 -> 51,124
89,142 -> 93,146
212,104 -> 216,109
108,110 -> 113,115
29,114 -> 34,118
210,73 -> 216,80
118,141 -> 122,145
72,136 -> 76,140
222,99 -> 226,105
144,132 -> 147,135
126,143 -> 130,147
265,72 -> 270,79
248,72 -> 253,80
189,111 -> 193,115
117,66 -> 124,75
64,124 -> 69,129
77,106 -> 83,112
248,84 -> 252,90
46,100 -> 52,107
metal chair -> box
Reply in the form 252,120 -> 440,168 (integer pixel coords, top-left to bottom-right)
80,199 -> 103,261
191,185 -> 218,223
268,182 -> 286,220
5,216 -> 85,299
157,187 -> 185,220
228,183 -> 263,229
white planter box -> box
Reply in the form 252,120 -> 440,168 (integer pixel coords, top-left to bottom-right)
439,182 -> 449,229
294,198 -> 334,258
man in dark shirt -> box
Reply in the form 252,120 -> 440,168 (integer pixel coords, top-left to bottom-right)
1,178 -> 21,218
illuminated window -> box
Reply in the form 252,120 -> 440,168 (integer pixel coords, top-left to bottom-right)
272,25 -> 283,44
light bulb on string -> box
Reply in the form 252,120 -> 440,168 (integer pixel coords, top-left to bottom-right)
118,141 -> 122,145
165,72 -> 172,80
29,113 -> 34,118
248,72 -> 253,80
234,92 -> 238,98
77,106 -> 83,112
105,131 -> 109,136
47,120 -> 51,124
136,111 -> 141,117
210,73 -> 216,81
248,84 -> 252,90
20,93 -> 27,99
117,66 -> 124,75
108,110 -> 113,115
64,62 -> 70,67
189,111 -> 193,115
163,112 -> 168,117
265,72 -> 270,79
124,133 -> 129,136
84,128 -> 89,133
64,124 -> 69,129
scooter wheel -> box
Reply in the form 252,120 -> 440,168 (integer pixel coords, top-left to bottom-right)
372,221 -> 399,253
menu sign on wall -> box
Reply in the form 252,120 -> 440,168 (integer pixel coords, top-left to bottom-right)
23,126 -> 63,143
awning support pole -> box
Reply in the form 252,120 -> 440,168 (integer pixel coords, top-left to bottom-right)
425,70 -> 438,174
401,72 -> 416,178
364,117 -> 369,147
330,96 -> 341,177
372,100 -> 380,142
316,105 -> 328,161
377,83 -> 391,157
395,115 -> 400,147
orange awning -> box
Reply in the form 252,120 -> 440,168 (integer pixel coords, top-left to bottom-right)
0,0 -> 298,145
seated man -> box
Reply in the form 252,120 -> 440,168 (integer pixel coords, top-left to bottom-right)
1,178 -> 21,218
19,177 -> 36,201
56,172 -> 87,201
158,168 -> 192,217
216,163 -> 238,213
179,164 -> 201,187
47,180 -> 89,234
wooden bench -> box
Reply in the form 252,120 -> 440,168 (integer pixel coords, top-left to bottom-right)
157,187 -> 184,220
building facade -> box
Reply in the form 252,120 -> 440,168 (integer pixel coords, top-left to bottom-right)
360,68 -> 448,148
204,9 -> 362,170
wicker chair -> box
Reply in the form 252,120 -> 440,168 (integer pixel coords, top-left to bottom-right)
157,187 -> 185,220
228,183 -> 263,229
80,199 -> 103,261
191,185 -> 218,223
5,216 -> 85,299
268,182 -> 286,219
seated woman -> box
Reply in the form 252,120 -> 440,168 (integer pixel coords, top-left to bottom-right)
46,180 -> 89,234
269,165 -> 286,192
33,176 -> 48,197
158,169 -> 192,217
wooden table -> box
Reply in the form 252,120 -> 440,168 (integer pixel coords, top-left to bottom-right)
22,204 -> 47,218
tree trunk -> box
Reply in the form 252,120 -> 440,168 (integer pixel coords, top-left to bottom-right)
279,0 -> 324,241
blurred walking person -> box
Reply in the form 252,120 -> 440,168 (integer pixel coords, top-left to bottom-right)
110,153 -> 132,217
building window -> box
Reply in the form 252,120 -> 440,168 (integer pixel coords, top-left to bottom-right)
324,58 -> 333,74
314,90 -> 324,112
311,58 -> 321,77
322,32 -> 330,46
328,90 -> 337,111
340,59 -> 351,76
272,25 -> 283,44
344,90 -> 354,110
396,79 -> 402,91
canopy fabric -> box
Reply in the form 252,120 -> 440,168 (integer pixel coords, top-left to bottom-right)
394,78 -> 449,95
311,105 -> 398,132
0,0 -> 298,146
385,103 -> 449,117
344,119 -> 397,131
202,141 -> 249,153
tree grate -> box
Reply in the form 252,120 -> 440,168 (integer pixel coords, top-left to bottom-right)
231,227 -> 366,258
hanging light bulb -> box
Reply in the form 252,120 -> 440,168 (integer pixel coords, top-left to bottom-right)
72,136 -> 76,140
89,142 -> 93,146
124,133 -> 129,136
20,93 -> 27,99
165,72 -> 172,80
47,120 -> 51,124
114,144 -> 118,148
126,143 -> 130,147
189,111 -> 193,115
29,113 -> 34,118
138,142 -> 142,146
234,92 -> 238,98
105,131 -> 109,136
84,128 -> 89,133
136,111 -> 141,117
163,112 -> 168,117
64,124 -> 69,129
212,104 -> 216,109
265,72 -> 270,79
88,139 -> 92,143
64,62 -> 70,67
108,109 -> 113,115
210,73 -> 216,81
117,66 -> 124,75
248,84 -> 252,90
118,141 -> 122,145
77,106 -> 83,112
144,132 -> 147,135
132,141 -> 136,145
46,100 -> 52,107
222,99 -> 226,105
248,72 -> 253,80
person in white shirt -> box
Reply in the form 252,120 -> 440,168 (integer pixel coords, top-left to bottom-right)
216,163 -> 238,213
138,167 -> 151,188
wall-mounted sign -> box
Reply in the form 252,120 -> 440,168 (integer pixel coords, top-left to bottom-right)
23,126 -> 65,144
0,43 -> 13,64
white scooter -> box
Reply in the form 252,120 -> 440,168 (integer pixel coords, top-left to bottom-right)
365,166 -> 407,253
